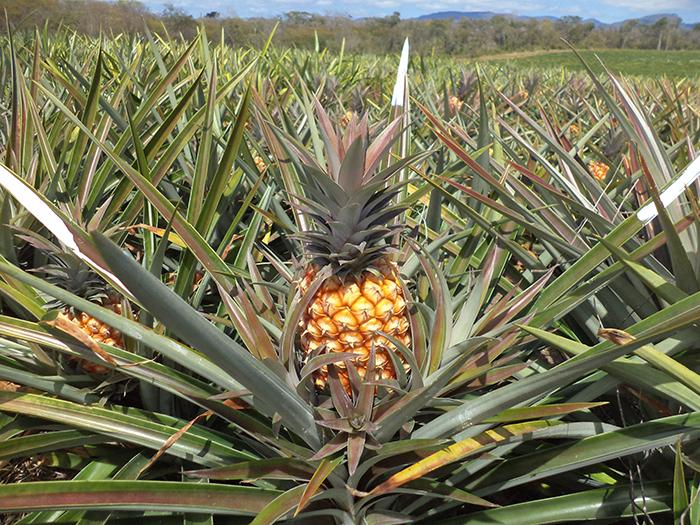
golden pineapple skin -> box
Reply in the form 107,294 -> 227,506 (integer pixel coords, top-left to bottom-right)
340,110 -> 356,127
448,95 -> 463,114
299,260 -> 410,392
589,160 -> 610,182
61,298 -> 124,375
254,155 -> 267,172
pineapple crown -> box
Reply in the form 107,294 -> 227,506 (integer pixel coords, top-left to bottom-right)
43,253 -> 106,296
41,252 -> 108,310
296,164 -> 405,275
20,232 -> 109,309
288,103 -> 414,276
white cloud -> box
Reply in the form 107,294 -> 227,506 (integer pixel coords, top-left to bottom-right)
601,0 -> 693,10
375,0 -> 399,7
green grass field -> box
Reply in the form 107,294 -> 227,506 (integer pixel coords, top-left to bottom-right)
481,49 -> 700,77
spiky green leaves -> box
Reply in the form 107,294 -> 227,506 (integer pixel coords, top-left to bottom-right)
295,167 -> 406,275
290,114 -> 430,276
39,252 -> 108,308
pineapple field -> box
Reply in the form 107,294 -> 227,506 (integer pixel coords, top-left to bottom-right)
1,26 -> 700,524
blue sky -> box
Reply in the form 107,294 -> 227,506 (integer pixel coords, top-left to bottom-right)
143,0 -> 700,23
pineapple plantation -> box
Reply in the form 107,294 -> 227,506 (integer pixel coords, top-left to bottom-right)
0,26 -> 700,525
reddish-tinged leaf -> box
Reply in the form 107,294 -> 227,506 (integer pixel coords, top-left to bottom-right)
365,116 -> 403,178
465,362 -> 529,390
251,484 -> 307,525
139,410 -> 212,476
234,283 -> 277,361
405,479 -> 498,507
281,266 -> 331,365
221,397 -> 250,411
347,431 -> 366,476
475,268 -> 555,335
373,352 -> 471,443
310,433 -> 348,461
43,315 -> 117,367
328,364 -> 353,418
301,353 -> 359,379
409,240 -> 452,374
484,402 -> 608,423
316,419 -> 355,432
0,480 -> 279,514
186,458 -> 316,481
295,455 -> 343,516
314,98 -> 342,179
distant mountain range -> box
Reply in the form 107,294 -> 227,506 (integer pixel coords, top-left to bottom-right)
415,11 -> 695,29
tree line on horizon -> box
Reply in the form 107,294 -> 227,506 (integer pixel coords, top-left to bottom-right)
5,0 -> 700,54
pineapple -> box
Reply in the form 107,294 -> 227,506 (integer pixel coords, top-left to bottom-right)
589,160 -> 610,182
253,155 -> 267,172
41,251 -> 124,374
340,110 -> 356,127
294,110 -> 413,393
299,261 -> 410,392
448,95 -> 463,114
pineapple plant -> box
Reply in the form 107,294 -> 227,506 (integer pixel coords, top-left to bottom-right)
40,250 -> 124,374
293,110 -> 412,392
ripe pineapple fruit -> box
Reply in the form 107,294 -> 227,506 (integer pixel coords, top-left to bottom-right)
254,155 -> 267,172
42,252 -> 124,374
589,160 -> 610,182
448,95 -> 463,114
299,262 -> 410,392
340,110 -> 356,127
294,110 -> 413,393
